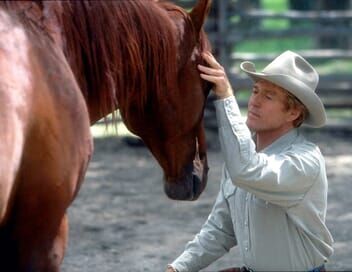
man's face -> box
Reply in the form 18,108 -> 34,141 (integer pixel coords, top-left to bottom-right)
246,80 -> 298,132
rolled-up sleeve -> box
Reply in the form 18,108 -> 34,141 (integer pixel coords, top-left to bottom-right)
214,96 -> 320,208
171,169 -> 237,272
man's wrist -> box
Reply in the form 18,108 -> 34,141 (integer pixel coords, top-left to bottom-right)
216,93 -> 233,100
214,86 -> 234,100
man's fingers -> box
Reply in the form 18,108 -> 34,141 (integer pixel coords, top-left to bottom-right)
199,51 -> 233,99
198,64 -> 224,76
199,73 -> 225,84
202,51 -> 223,69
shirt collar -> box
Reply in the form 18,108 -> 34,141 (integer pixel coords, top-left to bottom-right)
260,128 -> 299,155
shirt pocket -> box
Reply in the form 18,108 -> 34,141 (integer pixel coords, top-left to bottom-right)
253,195 -> 270,208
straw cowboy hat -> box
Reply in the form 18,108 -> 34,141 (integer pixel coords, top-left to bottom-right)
240,50 -> 326,128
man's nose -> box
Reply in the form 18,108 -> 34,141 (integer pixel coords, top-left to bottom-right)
249,94 -> 261,107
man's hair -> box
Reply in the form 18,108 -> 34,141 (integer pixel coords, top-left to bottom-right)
283,90 -> 309,128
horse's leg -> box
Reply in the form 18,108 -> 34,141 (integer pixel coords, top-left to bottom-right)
0,178 -> 70,272
16,214 -> 68,271
12,166 -> 81,272
52,214 -> 69,268
14,213 -> 69,272
47,214 -> 69,270
10,112 -> 91,271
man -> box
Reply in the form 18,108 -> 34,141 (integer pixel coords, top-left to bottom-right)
166,51 -> 334,272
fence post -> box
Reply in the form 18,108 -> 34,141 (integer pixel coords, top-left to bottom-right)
216,0 -> 229,69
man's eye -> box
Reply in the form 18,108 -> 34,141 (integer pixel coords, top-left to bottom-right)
266,95 -> 273,100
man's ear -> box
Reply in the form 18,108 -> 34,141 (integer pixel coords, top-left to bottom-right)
287,107 -> 301,123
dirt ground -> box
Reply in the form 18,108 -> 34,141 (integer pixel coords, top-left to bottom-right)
62,130 -> 352,272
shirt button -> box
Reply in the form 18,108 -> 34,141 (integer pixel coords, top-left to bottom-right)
245,196 -> 249,201
245,221 -> 248,226
245,247 -> 248,251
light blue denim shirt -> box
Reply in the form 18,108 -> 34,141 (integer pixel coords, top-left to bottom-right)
171,96 -> 333,272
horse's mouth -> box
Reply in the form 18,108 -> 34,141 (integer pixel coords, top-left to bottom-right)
164,145 -> 209,201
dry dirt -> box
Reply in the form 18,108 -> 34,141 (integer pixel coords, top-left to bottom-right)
62,131 -> 352,272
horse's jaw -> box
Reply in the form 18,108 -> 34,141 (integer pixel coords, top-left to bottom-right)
164,155 -> 209,201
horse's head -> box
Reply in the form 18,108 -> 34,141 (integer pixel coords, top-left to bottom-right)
159,0 -> 212,201
59,0 -> 212,201
122,0 -> 212,201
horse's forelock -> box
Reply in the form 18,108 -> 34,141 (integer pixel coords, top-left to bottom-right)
60,0 -> 179,120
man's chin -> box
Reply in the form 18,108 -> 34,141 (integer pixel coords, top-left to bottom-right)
246,121 -> 262,133
246,119 -> 256,131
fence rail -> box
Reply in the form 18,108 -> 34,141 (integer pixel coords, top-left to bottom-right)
238,10 -> 352,20
231,50 -> 352,61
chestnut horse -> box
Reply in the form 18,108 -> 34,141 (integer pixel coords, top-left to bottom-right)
0,0 -> 212,271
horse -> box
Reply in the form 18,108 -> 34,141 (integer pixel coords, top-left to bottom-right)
0,0 -> 212,270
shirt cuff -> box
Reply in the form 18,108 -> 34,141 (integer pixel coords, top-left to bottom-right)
167,264 -> 179,272
170,251 -> 199,272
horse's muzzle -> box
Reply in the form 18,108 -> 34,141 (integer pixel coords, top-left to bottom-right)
164,155 -> 208,201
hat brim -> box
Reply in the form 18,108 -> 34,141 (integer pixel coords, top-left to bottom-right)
240,61 -> 326,128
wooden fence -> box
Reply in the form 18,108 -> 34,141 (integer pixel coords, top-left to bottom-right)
175,0 -> 352,133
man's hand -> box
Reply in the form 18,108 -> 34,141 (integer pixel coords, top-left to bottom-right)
166,265 -> 178,272
198,51 -> 234,99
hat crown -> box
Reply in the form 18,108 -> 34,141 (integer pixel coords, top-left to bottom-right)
263,50 -> 319,91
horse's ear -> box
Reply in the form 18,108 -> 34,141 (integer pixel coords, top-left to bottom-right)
189,0 -> 212,35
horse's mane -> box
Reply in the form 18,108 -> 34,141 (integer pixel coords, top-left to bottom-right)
0,1 -> 210,120
60,0 -> 182,119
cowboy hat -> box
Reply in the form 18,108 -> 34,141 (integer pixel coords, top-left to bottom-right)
240,50 -> 326,128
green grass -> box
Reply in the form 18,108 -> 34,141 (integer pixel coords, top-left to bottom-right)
234,0 -> 315,54
233,0 -> 351,74
261,0 -> 289,29
235,89 -> 251,100
235,37 -> 315,55
262,0 -> 288,11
